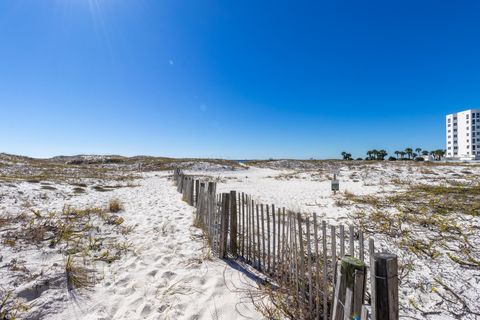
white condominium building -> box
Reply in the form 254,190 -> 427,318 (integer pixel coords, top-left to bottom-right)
446,109 -> 480,160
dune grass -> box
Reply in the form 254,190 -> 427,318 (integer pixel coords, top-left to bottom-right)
341,180 -> 480,317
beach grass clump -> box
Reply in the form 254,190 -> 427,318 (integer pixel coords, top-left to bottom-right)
3,238 -> 16,248
108,199 -> 123,213
65,255 -> 94,291
72,187 -> 86,194
0,291 -> 30,320
40,185 -> 56,191
92,185 -> 110,192
96,249 -> 121,264
106,215 -> 124,226
119,225 -> 135,235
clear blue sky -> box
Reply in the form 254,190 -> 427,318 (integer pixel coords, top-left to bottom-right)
1,0 -> 479,159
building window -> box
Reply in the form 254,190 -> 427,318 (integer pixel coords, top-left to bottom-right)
448,130 -> 451,133
448,118 -> 451,123
467,145 -> 470,149
448,147 -> 452,150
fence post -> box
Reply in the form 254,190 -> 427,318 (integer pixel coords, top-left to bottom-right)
241,193 -> 246,257
373,253 -> 398,320
229,190 -> 237,256
369,239 -> 376,320
195,180 -> 199,206
340,225 -> 345,258
322,221 -> 328,320
219,193 -> 230,259
207,182 -> 216,241
332,256 -> 366,320
296,212 -> 306,302
349,225 -> 355,257
183,176 -> 188,198
187,178 -> 193,205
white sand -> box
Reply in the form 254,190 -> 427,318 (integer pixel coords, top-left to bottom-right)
0,172 -> 263,320
2,160 -> 479,319
187,161 -> 480,320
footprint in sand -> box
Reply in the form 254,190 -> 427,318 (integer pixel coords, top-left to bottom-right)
161,271 -> 176,280
147,269 -> 158,278
162,255 -> 174,263
115,275 -> 131,286
117,284 -> 136,296
140,304 -> 152,317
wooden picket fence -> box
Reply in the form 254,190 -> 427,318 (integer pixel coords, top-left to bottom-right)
173,169 -> 399,320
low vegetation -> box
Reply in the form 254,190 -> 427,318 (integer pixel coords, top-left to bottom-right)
0,291 -> 29,320
65,255 -> 95,291
341,181 -> 480,317
108,198 -> 123,213
0,200 -> 134,317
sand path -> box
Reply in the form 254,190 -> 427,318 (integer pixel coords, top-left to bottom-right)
53,173 -> 262,320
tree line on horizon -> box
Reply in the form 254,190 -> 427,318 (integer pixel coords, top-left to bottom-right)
341,148 -> 446,161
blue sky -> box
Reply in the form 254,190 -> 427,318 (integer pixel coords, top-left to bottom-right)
0,0 -> 479,159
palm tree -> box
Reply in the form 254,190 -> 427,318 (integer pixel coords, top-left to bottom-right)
415,148 -> 422,157
394,151 -> 400,159
372,149 -> 379,160
422,150 -> 429,156
378,150 -> 388,160
366,150 -> 373,160
341,152 -> 347,160
405,148 -> 413,159
433,149 -> 446,160
400,151 -> 406,159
